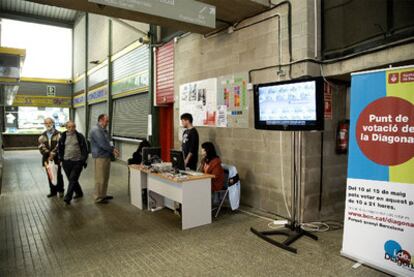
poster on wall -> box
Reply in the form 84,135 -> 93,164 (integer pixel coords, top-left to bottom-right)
324,82 -> 333,119
179,73 -> 250,128
179,78 -> 217,126
218,73 -> 249,128
342,65 -> 414,276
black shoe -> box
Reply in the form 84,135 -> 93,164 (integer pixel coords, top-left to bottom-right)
73,194 -> 83,199
58,192 -> 64,198
96,198 -> 108,204
64,199 -> 71,205
104,195 -> 113,200
47,193 -> 57,198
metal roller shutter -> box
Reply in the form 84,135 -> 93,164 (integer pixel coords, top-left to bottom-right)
156,41 -> 174,105
88,102 -> 107,131
74,79 -> 85,93
112,93 -> 149,139
112,46 -> 149,82
74,107 -> 86,135
89,65 -> 107,88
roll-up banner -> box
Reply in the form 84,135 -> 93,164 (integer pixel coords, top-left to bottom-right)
342,65 -> 414,276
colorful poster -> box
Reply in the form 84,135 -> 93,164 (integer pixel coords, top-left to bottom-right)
179,74 -> 249,128
218,73 -> 249,128
342,65 -> 414,277
179,78 -> 217,126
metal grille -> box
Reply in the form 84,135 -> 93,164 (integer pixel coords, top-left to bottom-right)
112,93 -> 149,139
74,79 -> 85,94
156,41 -> 174,104
0,0 -> 77,22
88,102 -> 107,132
74,106 -> 86,135
89,65 -> 108,89
112,45 -> 149,82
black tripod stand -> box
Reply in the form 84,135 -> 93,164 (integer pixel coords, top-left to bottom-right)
250,131 -> 318,254
250,222 -> 318,254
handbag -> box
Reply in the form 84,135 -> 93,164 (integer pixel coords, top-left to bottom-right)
45,160 -> 58,186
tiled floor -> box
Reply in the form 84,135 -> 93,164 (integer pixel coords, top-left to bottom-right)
0,150 -> 388,277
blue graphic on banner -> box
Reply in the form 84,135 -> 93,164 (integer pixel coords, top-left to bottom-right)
385,240 -> 402,259
73,95 -> 85,105
347,71 -> 388,181
384,240 -> 413,269
88,88 -> 107,102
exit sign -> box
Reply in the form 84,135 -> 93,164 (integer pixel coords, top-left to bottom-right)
47,85 -> 56,96
88,0 -> 216,28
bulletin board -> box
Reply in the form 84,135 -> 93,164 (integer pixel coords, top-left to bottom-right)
179,72 -> 249,128
217,73 -> 249,128
179,78 -> 218,126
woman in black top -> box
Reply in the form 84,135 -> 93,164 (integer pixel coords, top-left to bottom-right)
128,139 -> 151,165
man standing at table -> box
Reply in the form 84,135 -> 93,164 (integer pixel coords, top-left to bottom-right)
180,113 -> 199,171
89,114 -> 119,204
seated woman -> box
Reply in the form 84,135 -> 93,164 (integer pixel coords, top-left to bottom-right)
128,139 -> 151,165
199,142 -> 225,192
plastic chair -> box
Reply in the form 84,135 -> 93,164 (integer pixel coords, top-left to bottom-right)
212,164 -> 240,218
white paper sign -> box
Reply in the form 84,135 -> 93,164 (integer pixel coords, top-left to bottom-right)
179,78 -> 217,127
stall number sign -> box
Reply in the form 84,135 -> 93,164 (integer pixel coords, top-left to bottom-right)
47,85 -> 56,96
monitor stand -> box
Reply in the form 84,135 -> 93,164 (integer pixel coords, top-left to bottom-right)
250,131 -> 318,254
250,222 -> 318,254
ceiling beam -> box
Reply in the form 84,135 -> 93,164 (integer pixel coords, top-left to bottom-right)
198,0 -> 268,23
26,0 -> 214,34
0,10 -> 74,28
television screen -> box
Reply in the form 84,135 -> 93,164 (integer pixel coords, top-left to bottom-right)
254,78 -> 324,131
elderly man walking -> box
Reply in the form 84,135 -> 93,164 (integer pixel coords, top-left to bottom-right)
58,120 -> 88,205
89,114 -> 119,204
38,117 -> 64,197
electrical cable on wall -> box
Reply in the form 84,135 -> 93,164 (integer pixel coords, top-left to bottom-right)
204,1 -> 293,78
279,132 -> 292,219
248,36 -> 414,82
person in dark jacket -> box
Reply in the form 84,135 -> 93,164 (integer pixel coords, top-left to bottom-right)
128,139 -> 151,165
38,117 -> 64,198
198,142 -> 225,192
181,113 -> 199,170
58,120 -> 88,205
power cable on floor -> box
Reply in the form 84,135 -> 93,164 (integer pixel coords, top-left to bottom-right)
239,208 -> 344,232
238,209 -> 287,230
300,221 -> 344,232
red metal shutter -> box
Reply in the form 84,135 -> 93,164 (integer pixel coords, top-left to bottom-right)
155,42 -> 174,105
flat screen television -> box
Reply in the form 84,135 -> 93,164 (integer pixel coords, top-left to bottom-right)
254,78 -> 324,131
